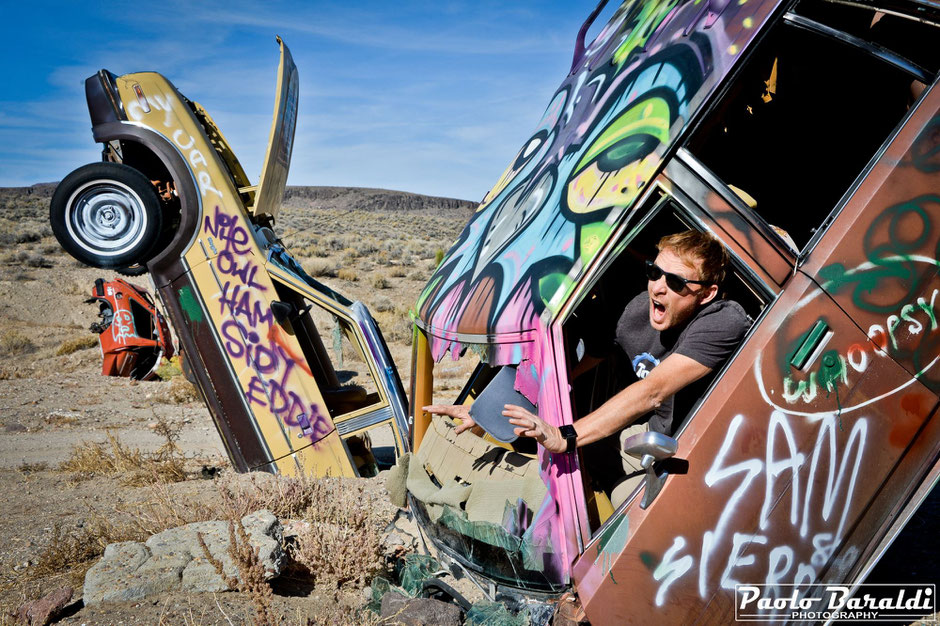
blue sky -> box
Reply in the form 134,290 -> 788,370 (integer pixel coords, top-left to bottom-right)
0,0 -> 613,201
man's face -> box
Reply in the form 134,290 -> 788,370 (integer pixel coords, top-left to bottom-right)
647,248 -> 718,331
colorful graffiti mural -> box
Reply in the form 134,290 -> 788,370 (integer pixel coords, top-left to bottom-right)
416,0 -> 779,361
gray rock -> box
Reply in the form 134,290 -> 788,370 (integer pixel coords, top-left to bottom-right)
83,510 -> 284,605
379,593 -> 462,626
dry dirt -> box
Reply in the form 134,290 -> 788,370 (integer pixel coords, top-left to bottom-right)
0,184 -> 480,624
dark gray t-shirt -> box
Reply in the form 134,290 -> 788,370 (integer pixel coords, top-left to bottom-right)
614,292 -> 750,435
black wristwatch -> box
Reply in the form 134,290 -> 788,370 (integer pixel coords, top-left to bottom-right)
559,424 -> 578,454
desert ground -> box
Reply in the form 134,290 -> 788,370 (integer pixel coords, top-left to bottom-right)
0,184 -> 481,624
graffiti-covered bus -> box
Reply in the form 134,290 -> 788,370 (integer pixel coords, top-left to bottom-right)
407,0 -> 940,621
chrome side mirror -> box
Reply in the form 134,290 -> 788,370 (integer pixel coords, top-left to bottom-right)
622,431 -> 678,509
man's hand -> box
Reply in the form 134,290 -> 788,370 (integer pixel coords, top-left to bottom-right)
423,404 -> 478,434
504,404 -> 567,454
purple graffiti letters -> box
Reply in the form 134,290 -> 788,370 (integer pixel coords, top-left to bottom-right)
219,282 -> 273,328
221,319 -> 331,442
204,206 -> 250,255
218,250 -> 266,291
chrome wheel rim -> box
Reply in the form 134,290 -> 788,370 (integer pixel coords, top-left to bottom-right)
65,180 -> 149,258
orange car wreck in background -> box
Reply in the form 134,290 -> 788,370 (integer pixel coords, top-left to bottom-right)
48,0 -> 939,622
86,277 -> 174,380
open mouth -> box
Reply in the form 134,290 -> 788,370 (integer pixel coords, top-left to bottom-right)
651,299 -> 666,322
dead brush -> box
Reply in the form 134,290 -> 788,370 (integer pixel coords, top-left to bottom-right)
60,417 -> 186,485
215,471 -> 319,520
292,480 -> 385,591
10,517 -> 144,590
198,518 -> 275,626
304,259 -> 338,278
0,330 -> 36,357
156,375 -> 199,404
338,268 -> 358,282
54,334 -> 98,356
115,479 -> 222,537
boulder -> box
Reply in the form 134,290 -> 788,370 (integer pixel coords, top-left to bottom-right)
83,510 -> 284,605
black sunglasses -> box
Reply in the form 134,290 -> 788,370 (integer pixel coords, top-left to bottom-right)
645,260 -> 712,293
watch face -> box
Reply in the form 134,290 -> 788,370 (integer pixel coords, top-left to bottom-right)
560,424 -> 577,453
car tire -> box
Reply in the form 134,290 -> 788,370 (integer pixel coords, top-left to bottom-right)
50,162 -> 163,269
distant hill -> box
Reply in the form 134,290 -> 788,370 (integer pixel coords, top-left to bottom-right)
284,186 -> 477,217
0,184 -> 477,218
0,183 -> 477,249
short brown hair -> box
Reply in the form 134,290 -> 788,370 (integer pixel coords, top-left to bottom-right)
656,230 -> 729,285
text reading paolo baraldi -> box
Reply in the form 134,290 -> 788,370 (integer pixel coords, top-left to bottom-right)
734,584 -> 936,622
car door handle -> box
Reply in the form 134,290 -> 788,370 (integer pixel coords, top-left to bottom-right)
789,320 -> 831,370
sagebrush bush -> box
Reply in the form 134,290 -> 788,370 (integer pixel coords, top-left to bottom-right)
0,330 -> 37,356
214,473 -> 387,591
60,421 -> 186,486
338,268 -> 358,282
55,334 -> 98,356
292,480 -> 385,590
25,253 -> 51,268
215,472 -> 320,520
371,275 -> 390,289
305,259 -> 338,278
372,296 -> 394,313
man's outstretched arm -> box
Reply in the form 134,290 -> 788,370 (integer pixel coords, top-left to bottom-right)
505,353 -> 712,453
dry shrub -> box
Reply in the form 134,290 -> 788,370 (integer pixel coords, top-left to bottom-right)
372,296 -> 395,313
157,375 -> 199,404
371,275 -> 390,289
215,474 -> 386,591
116,479 -> 221,537
389,267 -> 407,278
20,517 -> 143,588
305,259 -> 338,278
293,480 -> 385,590
24,253 -> 51,268
16,461 -> 48,475
215,472 -> 319,520
198,519 -> 275,626
355,240 -> 379,257
60,419 -> 186,485
54,334 -> 98,356
337,268 -> 358,282
0,330 -> 36,356
373,310 -> 412,344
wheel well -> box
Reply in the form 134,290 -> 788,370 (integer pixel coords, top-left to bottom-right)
111,140 -> 182,245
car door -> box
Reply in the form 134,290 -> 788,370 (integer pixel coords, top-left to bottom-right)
570,154 -> 938,623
